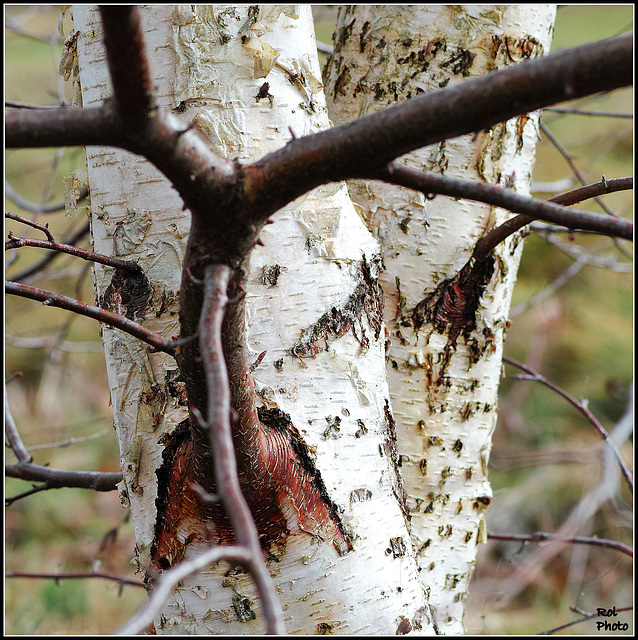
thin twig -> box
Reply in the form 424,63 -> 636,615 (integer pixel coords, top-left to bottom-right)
373,166 -> 633,248
5,570 -> 145,588
540,120 -> 622,220
8,221 -> 91,283
5,180 -> 89,213
502,357 -> 633,494
5,211 -> 55,241
5,461 -> 122,492
472,175 -> 633,258
509,259 -> 587,317
4,383 -> 33,463
544,106 -> 633,118
197,264 -> 284,634
5,280 -> 177,356
5,484 -> 51,505
115,546 -> 252,635
5,234 -> 141,273
487,530 -> 633,558
549,176 -> 632,207
538,605 -> 633,635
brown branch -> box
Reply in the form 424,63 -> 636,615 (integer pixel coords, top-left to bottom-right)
503,357 -> 633,494
196,263 -> 284,634
550,176 -> 633,207
5,211 -> 55,241
6,32 -> 631,260
8,221 -> 91,283
487,530 -> 633,558
5,570 -> 145,588
247,34 -> 633,219
5,234 -> 141,273
5,484 -> 52,505
99,6 -> 155,119
5,280 -> 176,356
372,166 -> 633,251
472,176 -> 634,257
5,461 -> 122,492
5,104 -> 121,149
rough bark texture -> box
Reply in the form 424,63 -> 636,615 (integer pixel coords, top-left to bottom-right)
75,5 -> 435,634
324,5 -> 556,633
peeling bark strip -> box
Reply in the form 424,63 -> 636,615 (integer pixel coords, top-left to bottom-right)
383,401 -> 410,522
152,422 -> 221,570
291,259 -> 383,357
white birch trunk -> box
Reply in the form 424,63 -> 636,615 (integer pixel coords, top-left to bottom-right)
324,5 -> 556,633
74,5 -> 434,634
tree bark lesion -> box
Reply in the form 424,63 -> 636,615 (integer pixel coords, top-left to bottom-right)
409,254 -> 496,382
290,258 -> 384,358
152,406 -> 354,568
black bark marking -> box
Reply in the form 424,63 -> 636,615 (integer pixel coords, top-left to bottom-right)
410,255 -> 495,380
100,267 -> 152,321
383,400 -> 410,522
291,259 -> 383,358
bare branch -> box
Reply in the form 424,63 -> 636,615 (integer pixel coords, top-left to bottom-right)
4,383 -> 32,464
372,166 -> 633,248
8,221 -> 91,283
5,104 -> 120,149
99,6 -> 155,118
487,530 -> 633,558
503,357 -> 633,494
5,461 -> 122,492
6,233 -> 141,273
471,175 -> 634,259
5,484 -> 52,505
5,180 -> 89,213
197,264 -> 285,634
248,34 -> 632,218
5,570 -> 145,588
539,606 -> 633,635
5,280 -> 177,356
116,545 -> 252,635
540,120 -> 624,220
544,106 -> 633,118
5,211 -> 55,241
550,176 -> 633,207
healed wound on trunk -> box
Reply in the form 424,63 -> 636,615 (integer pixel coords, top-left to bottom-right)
153,229 -> 367,566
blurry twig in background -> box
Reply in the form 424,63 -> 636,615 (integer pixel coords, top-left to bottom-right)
503,357 -> 633,493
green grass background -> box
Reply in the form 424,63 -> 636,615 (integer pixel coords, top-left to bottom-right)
5,5 -> 633,635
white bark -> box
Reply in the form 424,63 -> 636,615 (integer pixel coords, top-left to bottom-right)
325,5 -> 556,633
74,5 -> 434,634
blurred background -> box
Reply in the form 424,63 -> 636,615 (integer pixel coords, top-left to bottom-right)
5,5 -> 633,634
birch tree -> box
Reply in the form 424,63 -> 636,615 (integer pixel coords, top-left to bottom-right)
5,4 -> 633,635
324,6 -> 556,632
